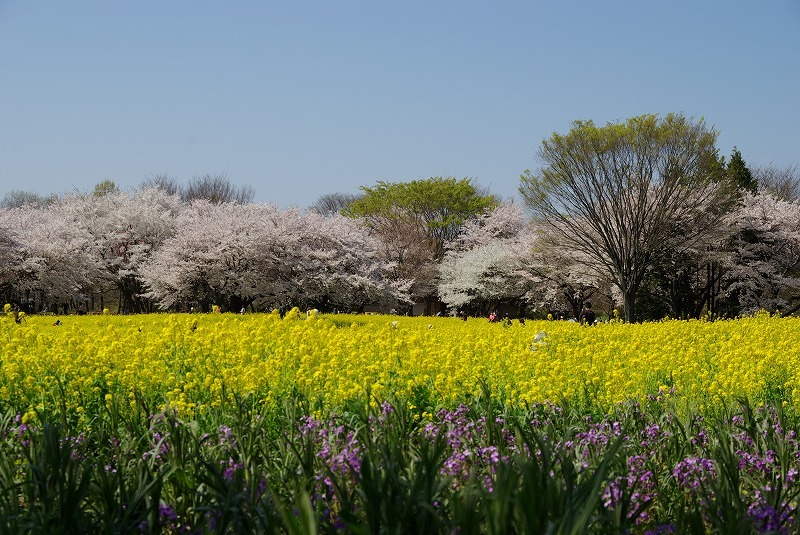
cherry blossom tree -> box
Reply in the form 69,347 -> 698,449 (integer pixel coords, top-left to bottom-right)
141,202 -> 408,312
58,187 -> 182,313
438,203 -> 535,312
721,191 -> 800,314
285,209 -> 410,312
439,241 -> 529,312
141,202 -> 286,312
438,203 -> 603,317
452,202 -> 528,250
0,204 -> 98,311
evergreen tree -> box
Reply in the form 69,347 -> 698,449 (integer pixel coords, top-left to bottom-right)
727,147 -> 757,193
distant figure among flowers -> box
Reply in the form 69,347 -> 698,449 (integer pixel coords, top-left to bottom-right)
579,302 -> 596,326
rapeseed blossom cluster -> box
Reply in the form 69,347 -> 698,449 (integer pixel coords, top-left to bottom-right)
1,310 -> 799,422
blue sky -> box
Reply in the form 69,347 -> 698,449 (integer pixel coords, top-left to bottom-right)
1,1 -> 798,208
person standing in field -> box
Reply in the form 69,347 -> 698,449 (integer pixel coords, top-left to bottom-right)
579,302 -> 596,325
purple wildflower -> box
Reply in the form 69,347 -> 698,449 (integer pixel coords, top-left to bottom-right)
673,456 -> 716,492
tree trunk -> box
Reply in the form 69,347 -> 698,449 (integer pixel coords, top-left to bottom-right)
623,289 -> 636,323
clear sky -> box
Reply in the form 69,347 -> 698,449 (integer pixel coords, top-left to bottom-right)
1,1 -> 798,208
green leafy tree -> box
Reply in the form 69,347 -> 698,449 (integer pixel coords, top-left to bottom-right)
520,114 -> 736,322
345,177 -> 497,308
346,177 -> 497,260
92,179 -> 120,197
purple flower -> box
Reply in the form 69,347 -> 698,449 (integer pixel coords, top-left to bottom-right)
222,457 -> 243,481
690,430 -> 708,447
158,503 -> 184,532
786,468 -> 798,484
602,454 -> 656,524
218,425 -> 233,443
673,456 -> 716,492
748,499 -> 793,534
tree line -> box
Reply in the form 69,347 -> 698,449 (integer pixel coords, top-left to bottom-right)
1,114 -> 798,321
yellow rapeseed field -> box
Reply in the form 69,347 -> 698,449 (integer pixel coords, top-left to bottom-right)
1,309 -> 797,420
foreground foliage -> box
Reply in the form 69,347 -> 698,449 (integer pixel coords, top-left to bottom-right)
1,395 -> 799,533
2,311 -> 799,532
